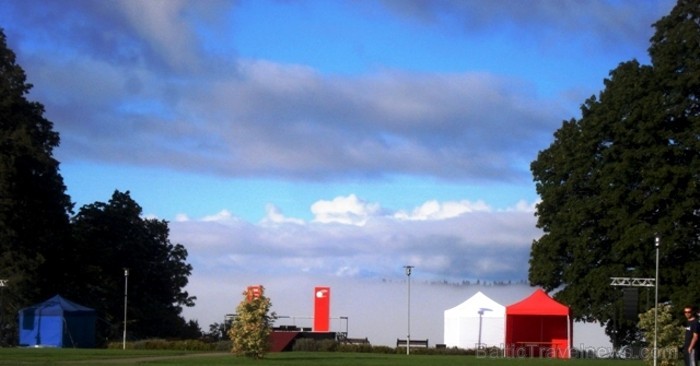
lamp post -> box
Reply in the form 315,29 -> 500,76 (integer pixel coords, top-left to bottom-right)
654,236 -> 659,366
0,279 -> 6,345
609,236 -> 659,364
477,308 -> 492,349
340,316 -> 349,337
123,268 -> 129,350
403,265 -> 414,355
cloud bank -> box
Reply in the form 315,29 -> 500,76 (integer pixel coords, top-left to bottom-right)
171,194 -> 539,283
2,0 -> 673,184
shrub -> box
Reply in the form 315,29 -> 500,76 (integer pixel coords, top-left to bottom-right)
107,338 -> 216,351
369,345 -> 394,354
292,338 -> 318,351
213,340 -> 232,351
228,286 -> 275,359
336,343 -> 375,353
291,338 -> 338,352
318,339 -> 338,352
638,304 -> 682,366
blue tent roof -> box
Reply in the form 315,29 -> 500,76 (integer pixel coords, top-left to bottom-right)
20,295 -> 95,315
18,295 -> 96,348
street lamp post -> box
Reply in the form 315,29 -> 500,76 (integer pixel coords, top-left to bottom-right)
123,268 -> 129,350
340,316 -> 349,338
0,279 -> 7,345
477,308 -> 492,349
654,236 -> 659,366
609,236 -> 659,365
403,265 -> 414,355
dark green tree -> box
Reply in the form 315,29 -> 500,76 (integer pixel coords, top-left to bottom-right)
70,191 -> 196,341
0,29 -> 73,345
530,0 -> 700,349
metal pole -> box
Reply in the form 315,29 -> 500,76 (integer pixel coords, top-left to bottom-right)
654,237 -> 659,366
123,268 -> 129,350
404,265 -> 413,355
340,316 -> 348,337
0,279 -> 6,345
478,310 -> 483,349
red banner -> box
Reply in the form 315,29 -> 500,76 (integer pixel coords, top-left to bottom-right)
246,285 -> 262,302
313,286 -> 330,332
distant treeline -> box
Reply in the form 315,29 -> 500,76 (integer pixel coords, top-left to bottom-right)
381,278 -> 529,287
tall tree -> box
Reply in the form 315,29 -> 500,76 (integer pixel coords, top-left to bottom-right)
70,191 -> 195,341
530,0 -> 700,348
0,29 -> 73,345
229,286 -> 275,359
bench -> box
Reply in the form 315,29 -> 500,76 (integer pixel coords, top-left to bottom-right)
396,338 -> 429,348
336,333 -> 370,345
343,337 -> 370,345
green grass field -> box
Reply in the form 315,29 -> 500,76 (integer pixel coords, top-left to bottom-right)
0,349 -> 664,366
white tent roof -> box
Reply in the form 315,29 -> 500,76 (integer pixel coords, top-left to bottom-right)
443,291 -> 505,349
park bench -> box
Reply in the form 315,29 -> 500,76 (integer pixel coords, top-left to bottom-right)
343,337 -> 370,345
396,338 -> 429,348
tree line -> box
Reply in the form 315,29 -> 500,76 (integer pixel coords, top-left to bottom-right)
0,29 -> 196,346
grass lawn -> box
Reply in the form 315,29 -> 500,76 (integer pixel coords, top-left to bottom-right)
0,349 -> 666,366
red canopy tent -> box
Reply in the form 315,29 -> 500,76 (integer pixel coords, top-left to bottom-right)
504,289 -> 572,358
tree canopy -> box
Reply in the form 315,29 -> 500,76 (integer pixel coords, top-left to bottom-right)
70,190 -> 196,340
0,28 -> 197,345
0,28 -> 73,345
529,0 -> 700,347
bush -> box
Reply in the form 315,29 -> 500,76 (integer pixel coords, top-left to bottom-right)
213,340 -> 232,351
107,338 -> 216,351
292,338 -> 318,351
292,338 -> 338,352
370,345 -> 394,354
318,339 -> 338,352
393,346 -> 475,355
638,304 -> 682,366
337,343 -> 375,353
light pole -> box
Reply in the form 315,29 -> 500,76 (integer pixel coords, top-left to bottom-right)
477,308 -> 492,349
0,279 -> 6,345
403,265 -> 414,355
340,316 -> 349,338
654,236 -> 659,366
123,268 -> 129,350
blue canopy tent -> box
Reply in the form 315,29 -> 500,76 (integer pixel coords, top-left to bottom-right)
18,295 -> 96,348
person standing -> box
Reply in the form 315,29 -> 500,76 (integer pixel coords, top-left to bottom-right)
684,306 -> 700,366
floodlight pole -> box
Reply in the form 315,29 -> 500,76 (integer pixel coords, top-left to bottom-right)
340,316 -> 349,337
654,236 -> 659,366
609,235 -> 659,366
404,265 -> 413,355
123,268 -> 129,350
0,279 -> 6,343
477,308 -> 491,349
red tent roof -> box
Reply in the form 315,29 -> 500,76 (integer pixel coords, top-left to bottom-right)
506,289 -> 570,316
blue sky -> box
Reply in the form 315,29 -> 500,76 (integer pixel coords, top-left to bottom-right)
1,0 -> 675,342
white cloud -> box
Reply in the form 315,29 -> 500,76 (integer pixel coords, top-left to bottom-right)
311,194 -> 381,225
394,199 -> 491,220
170,195 -> 541,283
201,209 -> 237,222
262,204 -> 305,225
507,199 -> 538,213
174,213 -> 190,222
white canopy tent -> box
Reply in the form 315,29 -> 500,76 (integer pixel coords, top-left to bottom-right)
443,291 -> 505,349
